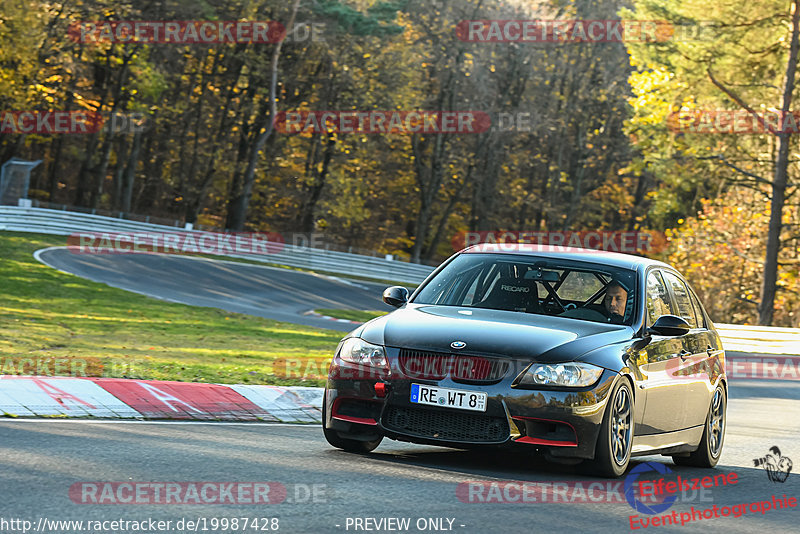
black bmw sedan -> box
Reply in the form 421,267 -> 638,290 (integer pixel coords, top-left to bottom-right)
322,244 -> 727,477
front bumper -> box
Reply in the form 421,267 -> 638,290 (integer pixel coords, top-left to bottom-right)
324,348 -> 619,460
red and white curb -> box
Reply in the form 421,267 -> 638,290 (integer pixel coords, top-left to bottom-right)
0,376 -> 323,423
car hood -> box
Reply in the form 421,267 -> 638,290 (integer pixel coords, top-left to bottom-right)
356,304 -> 632,363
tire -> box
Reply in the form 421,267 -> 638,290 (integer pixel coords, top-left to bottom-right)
585,378 -> 634,477
673,385 -> 726,468
322,394 -> 382,453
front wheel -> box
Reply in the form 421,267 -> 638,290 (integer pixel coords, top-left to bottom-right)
673,385 -> 726,468
585,378 -> 634,477
322,395 -> 383,453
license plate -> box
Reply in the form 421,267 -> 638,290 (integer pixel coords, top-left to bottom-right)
410,383 -> 487,412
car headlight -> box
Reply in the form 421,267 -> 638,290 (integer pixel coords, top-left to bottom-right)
515,362 -> 604,387
339,338 -> 388,368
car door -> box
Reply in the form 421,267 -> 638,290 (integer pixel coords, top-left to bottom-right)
638,270 -> 686,434
688,283 -> 724,425
661,271 -> 712,429
687,286 -> 725,385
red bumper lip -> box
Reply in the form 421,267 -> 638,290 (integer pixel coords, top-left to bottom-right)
331,396 -> 379,426
514,437 -> 578,447
511,415 -> 579,447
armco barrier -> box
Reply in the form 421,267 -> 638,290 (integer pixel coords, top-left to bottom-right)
715,324 -> 800,356
0,206 -> 436,284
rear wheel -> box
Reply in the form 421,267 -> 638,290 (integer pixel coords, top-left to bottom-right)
673,385 -> 726,467
585,378 -> 634,477
322,395 -> 382,453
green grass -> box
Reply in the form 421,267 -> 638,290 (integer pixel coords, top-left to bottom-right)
314,309 -> 388,323
0,232 -> 342,386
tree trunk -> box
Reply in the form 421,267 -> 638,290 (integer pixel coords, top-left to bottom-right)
759,0 -> 800,325
226,0 -> 301,230
562,128 -> 586,231
409,131 -> 446,263
470,132 -> 503,232
90,131 -> 116,209
121,130 -> 142,213
298,133 -> 335,234
423,170 -> 469,262
111,136 -> 129,210
224,96 -> 259,227
74,134 -> 100,206
47,136 -> 64,203
48,63 -> 77,204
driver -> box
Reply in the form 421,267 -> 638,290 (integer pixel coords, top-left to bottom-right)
603,281 -> 628,324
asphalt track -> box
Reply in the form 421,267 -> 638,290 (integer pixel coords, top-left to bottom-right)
35,247 -> 393,332
0,379 -> 798,534
9,247 -> 797,533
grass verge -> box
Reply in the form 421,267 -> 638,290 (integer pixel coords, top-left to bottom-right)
0,231 -> 341,386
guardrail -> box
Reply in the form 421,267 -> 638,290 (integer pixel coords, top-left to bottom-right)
716,324 -> 800,356
0,206 -> 436,284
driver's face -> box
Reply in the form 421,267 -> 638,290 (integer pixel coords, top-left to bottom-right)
604,285 -> 628,316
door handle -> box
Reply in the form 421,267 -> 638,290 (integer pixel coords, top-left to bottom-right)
706,345 -> 715,356
678,349 -> 691,361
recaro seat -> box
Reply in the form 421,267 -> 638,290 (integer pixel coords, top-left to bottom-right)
478,277 -> 539,313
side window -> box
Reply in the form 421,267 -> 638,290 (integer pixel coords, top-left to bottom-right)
687,288 -> 707,329
662,272 -> 698,328
645,271 -> 674,327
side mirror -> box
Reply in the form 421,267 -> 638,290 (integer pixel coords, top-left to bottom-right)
382,286 -> 409,308
648,315 -> 691,337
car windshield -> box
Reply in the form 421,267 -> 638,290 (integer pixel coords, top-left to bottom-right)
413,253 -> 637,325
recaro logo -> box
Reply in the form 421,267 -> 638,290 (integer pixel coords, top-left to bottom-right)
501,285 -> 529,292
